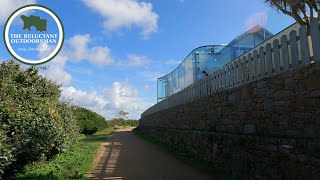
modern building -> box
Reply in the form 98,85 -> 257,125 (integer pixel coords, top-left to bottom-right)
157,25 -> 273,102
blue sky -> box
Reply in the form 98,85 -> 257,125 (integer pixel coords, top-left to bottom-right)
0,0 -> 295,119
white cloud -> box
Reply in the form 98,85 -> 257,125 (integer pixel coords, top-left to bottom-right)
82,0 -> 159,38
127,54 -> 149,67
38,34 -> 115,85
67,34 -> 114,66
37,43 -> 72,85
67,35 -> 89,61
144,85 -> 150,90
60,81 -> 155,119
103,81 -> 154,119
60,86 -> 107,108
0,0 -> 36,24
44,55 -> 72,85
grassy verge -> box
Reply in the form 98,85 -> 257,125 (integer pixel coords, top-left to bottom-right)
13,128 -> 114,180
133,128 -> 239,180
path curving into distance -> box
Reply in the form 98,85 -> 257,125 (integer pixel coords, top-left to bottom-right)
88,127 -> 217,180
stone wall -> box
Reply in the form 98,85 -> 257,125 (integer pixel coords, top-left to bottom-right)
139,62 -> 320,179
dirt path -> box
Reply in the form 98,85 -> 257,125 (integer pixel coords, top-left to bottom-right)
88,128 -> 217,180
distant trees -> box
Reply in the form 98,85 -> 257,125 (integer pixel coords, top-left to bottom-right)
118,110 -> 129,120
72,107 -> 109,135
265,0 -> 319,31
126,119 -> 139,127
108,110 -> 139,127
108,118 -> 139,127
72,108 -> 138,134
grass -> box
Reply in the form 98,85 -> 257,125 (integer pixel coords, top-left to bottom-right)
133,128 -> 239,180
13,128 -> 114,180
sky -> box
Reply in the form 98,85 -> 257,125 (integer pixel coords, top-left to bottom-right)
0,0 -> 295,120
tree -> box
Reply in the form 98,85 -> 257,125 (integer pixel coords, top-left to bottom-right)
265,0 -> 319,31
118,110 -> 129,120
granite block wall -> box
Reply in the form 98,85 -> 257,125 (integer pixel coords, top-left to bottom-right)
139,62 -> 320,179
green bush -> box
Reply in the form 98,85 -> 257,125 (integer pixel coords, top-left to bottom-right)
72,107 -> 109,135
0,129 -> 14,176
0,61 -> 79,178
126,119 -> 139,127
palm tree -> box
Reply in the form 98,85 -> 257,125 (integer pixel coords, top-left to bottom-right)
265,0 -> 319,31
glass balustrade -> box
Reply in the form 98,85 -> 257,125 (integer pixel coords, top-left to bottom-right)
157,25 -> 273,102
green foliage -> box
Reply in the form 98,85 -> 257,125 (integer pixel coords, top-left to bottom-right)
0,129 -> 14,176
13,129 -> 114,180
126,119 -> 139,127
0,61 -> 79,178
108,118 -> 139,127
72,107 -> 109,135
117,110 -> 129,119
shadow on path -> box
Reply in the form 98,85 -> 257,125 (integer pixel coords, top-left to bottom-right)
88,128 -> 216,180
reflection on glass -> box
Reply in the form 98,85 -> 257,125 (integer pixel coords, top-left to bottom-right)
157,25 -> 273,102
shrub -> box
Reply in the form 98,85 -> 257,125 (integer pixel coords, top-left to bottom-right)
0,61 -> 79,177
72,107 -> 109,135
0,129 -> 14,176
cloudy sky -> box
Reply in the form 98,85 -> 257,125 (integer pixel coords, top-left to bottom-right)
0,0 -> 295,119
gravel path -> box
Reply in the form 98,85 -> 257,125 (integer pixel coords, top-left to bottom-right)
88,128 -> 217,180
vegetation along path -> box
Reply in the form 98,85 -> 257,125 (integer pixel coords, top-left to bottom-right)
88,127 -> 216,180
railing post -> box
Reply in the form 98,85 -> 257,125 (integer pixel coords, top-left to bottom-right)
198,81 -> 200,98
253,50 -> 259,80
233,61 -> 238,88
238,58 -> 243,86
229,62 -> 234,88
248,53 -> 253,82
211,73 -> 214,93
281,35 -> 289,71
196,82 -> 199,99
190,84 -> 193,100
310,19 -> 320,62
273,39 -> 281,74
208,75 -> 211,95
242,56 -> 248,83
201,80 -> 204,97
207,77 -> 211,96
221,66 -> 226,91
214,72 -> 218,92
290,30 -> 299,68
266,43 -> 273,76
299,25 -> 311,65
259,47 -> 266,79
225,65 -> 230,89
218,68 -> 221,91
213,74 -> 216,93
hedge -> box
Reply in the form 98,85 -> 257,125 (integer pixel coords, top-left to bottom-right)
0,61 -> 79,178
72,107 -> 109,135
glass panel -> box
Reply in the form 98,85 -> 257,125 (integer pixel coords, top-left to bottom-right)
157,26 -> 273,102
